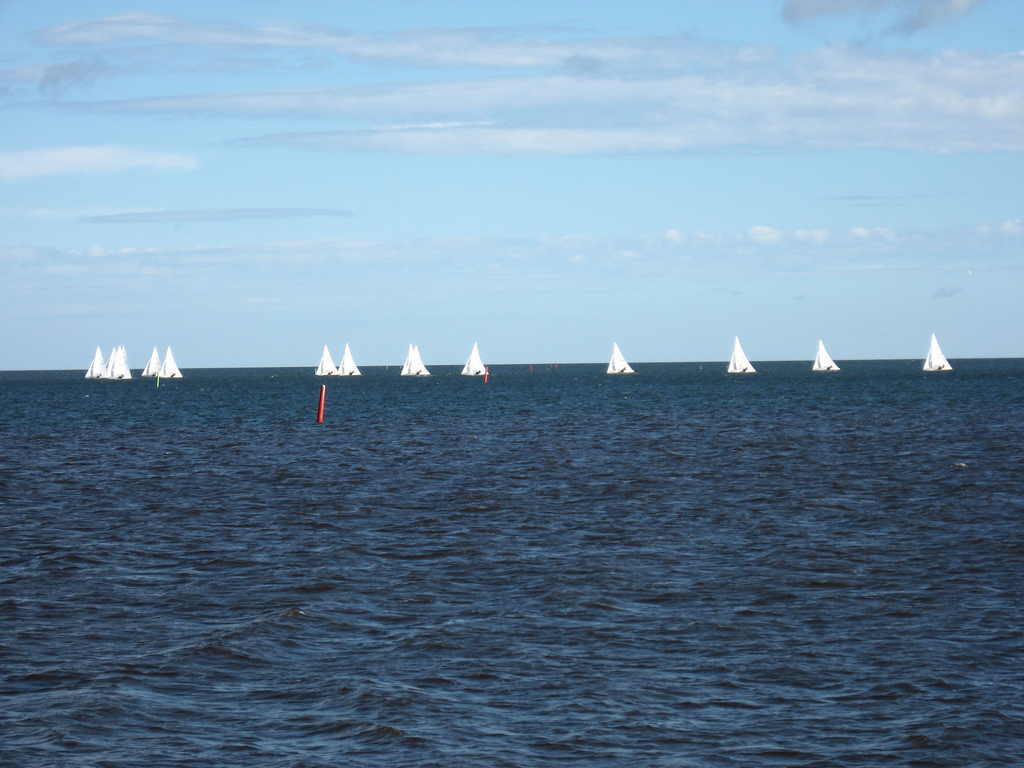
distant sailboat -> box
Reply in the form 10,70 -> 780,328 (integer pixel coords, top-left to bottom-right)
607,343 -> 635,374
85,347 -> 107,378
107,346 -> 132,379
923,334 -> 952,371
158,347 -> 182,378
337,343 -> 361,376
727,337 -> 755,374
400,344 -> 430,376
812,340 -> 840,372
104,347 -> 118,378
315,345 -> 338,376
462,343 -> 486,376
141,347 -> 161,377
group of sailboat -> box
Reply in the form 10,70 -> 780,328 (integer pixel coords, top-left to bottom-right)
85,346 -> 131,379
143,347 -> 183,378
725,335 -> 951,373
316,344 -> 361,376
317,343 -> 491,377
400,344 -> 430,377
84,346 -> 181,379
311,336 -> 952,376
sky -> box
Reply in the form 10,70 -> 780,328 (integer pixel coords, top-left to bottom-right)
1,0 -> 1021,369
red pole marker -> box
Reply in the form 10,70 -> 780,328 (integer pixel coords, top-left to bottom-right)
316,384 -> 325,423
484,366 -> 489,383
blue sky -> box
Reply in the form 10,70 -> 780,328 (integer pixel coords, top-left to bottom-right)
1,0 -> 1021,369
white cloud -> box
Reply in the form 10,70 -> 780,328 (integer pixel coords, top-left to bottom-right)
749,226 -> 784,244
36,13 -> 745,72
20,13 -> 1024,157
69,44 -> 1024,155
5,221 -> 1017,279
0,146 -> 197,181
796,229 -> 830,244
84,208 -> 351,224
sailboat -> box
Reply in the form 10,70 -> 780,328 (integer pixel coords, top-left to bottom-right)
462,343 -> 486,376
315,345 -> 338,376
103,347 -> 118,378
812,340 -> 840,372
107,346 -> 132,379
727,337 -> 755,373
607,342 -> 635,374
923,334 -> 952,371
85,347 -> 107,378
158,347 -> 182,378
141,347 -> 161,377
337,343 -> 361,376
400,344 -> 430,376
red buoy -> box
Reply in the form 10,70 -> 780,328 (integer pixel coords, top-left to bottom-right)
316,384 -> 325,423
484,366 -> 489,383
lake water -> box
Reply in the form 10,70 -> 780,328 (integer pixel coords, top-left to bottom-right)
2,360 -> 1023,766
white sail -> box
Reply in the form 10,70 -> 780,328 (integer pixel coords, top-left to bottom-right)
727,337 -> 755,373
923,334 -> 952,371
158,347 -> 182,378
337,343 -> 361,376
109,345 -> 132,379
141,347 -> 161,377
85,347 -> 107,378
461,343 -> 486,376
104,347 -> 118,378
812,340 -> 840,372
400,344 -> 430,376
607,342 -> 635,374
315,345 -> 338,376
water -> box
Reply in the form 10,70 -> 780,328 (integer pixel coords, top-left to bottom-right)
2,361 -> 1023,766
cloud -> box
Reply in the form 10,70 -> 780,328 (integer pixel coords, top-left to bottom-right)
0,146 -> 197,181
35,13 -> 736,72
783,0 -> 989,31
796,229 -> 830,244
38,55 -> 110,96
24,14 -> 1024,157
749,226 -> 783,244
3,222 -> 1019,303
84,208 -> 352,224
66,44 -> 1024,155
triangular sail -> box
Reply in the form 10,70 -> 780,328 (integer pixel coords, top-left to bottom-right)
141,347 -> 161,377
85,347 -> 107,378
462,343 -> 486,376
812,340 -> 839,372
727,337 -> 755,373
315,345 -> 337,376
923,334 -> 952,371
337,343 -> 361,376
401,344 -> 430,376
158,347 -> 182,378
104,347 -> 118,378
110,345 -> 132,379
607,342 -> 635,374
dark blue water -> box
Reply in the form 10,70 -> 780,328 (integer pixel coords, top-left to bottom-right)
2,361 -> 1023,767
